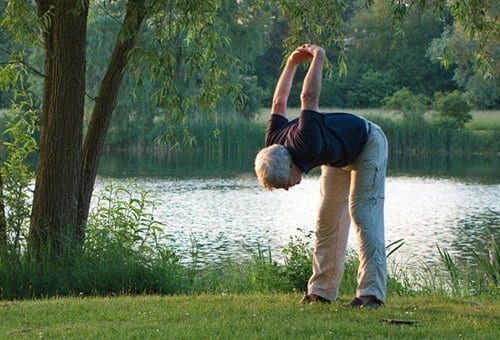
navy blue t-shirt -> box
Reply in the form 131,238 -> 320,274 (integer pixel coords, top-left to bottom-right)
265,110 -> 368,173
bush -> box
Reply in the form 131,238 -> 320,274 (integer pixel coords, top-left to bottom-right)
383,88 -> 429,121
433,90 -> 472,129
281,230 -> 313,292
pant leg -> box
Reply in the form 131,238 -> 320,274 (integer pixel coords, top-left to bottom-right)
308,165 -> 351,301
346,123 -> 388,302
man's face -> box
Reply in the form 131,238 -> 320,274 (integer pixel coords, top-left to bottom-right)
276,162 -> 302,191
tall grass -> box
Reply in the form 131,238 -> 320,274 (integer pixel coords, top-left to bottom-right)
183,110 -> 500,157
367,114 -> 500,156
103,110 -> 499,157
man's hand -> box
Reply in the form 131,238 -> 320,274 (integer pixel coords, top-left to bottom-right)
288,44 -> 325,65
288,49 -> 311,65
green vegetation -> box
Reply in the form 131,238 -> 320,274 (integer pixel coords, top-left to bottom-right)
0,181 -> 497,301
0,294 -> 498,339
467,111 -> 500,131
166,110 -> 500,158
1,0 -> 498,261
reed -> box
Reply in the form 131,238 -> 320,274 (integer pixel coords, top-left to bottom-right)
102,109 -> 499,157
186,116 -> 264,153
180,111 -> 500,157
366,114 -> 500,157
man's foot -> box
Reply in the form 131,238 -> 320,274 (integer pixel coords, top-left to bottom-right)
349,296 -> 383,309
300,293 -> 331,304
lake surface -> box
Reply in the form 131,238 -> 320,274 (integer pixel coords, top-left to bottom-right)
96,151 -> 500,266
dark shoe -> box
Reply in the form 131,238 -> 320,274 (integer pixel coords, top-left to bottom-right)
300,294 -> 331,304
349,297 -> 364,307
349,296 -> 383,309
361,299 -> 383,309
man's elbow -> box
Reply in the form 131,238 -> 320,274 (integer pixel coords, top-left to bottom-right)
300,91 -> 319,110
272,97 -> 287,113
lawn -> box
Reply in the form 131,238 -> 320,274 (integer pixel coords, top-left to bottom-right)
1,294 -> 498,339
256,108 -> 500,132
466,110 -> 500,131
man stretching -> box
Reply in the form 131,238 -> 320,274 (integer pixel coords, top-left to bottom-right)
254,44 -> 388,308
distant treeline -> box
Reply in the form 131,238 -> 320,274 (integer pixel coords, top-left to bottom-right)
1,0 -> 498,142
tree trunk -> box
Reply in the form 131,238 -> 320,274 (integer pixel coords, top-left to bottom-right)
29,0 -> 89,257
76,0 -> 146,245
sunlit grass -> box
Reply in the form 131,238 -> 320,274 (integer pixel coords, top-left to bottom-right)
252,108 -> 500,157
255,108 -> 500,132
254,107 -> 397,123
466,110 -> 500,131
0,294 -> 498,339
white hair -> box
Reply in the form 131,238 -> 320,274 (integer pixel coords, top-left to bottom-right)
254,144 -> 291,190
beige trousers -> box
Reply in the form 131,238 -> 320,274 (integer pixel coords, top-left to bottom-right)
308,123 -> 388,302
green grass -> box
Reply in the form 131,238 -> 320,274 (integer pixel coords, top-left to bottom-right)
466,110 -> 500,131
255,107 -> 386,122
256,108 -> 500,128
102,108 -> 500,156
0,294 -> 498,339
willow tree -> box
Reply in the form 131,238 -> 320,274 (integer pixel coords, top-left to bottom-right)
0,0 -> 496,258
26,0 -> 243,256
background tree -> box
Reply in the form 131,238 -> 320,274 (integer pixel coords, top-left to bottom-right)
427,27 -> 499,109
321,0 -> 455,108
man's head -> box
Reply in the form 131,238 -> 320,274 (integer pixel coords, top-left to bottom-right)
254,144 -> 302,191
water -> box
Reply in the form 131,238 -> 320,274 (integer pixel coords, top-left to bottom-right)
96,151 -> 500,266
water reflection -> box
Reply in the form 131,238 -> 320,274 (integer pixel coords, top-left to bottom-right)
94,149 -> 500,266
389,153 -> 500,184
99,149 -> 500,184
99,149 -> 254,179
450,209 -> 499,260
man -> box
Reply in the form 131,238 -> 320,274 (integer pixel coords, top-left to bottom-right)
254,44 -> 388,308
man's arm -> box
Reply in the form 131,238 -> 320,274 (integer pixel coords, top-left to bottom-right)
299,45 -> 326,112
271,48 -> 311,117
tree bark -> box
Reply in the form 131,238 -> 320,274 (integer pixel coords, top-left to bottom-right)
29,0 -> 89,257
76,0 -> 147,244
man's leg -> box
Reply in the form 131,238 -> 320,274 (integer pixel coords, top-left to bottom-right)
347,124 -> 388,303
307,165 -> 351,301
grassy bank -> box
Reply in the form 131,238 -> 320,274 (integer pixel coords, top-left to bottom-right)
1,294 -> 498,339
1,181 -> 498,301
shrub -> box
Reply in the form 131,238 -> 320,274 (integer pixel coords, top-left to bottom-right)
383,88 -> 429,121
281,229 -> 313,292
433,90 -> 472,129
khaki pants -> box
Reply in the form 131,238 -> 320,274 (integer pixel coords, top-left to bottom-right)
308,123 -> 388,302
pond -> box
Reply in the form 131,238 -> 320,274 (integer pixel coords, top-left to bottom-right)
96,150 -> 500,266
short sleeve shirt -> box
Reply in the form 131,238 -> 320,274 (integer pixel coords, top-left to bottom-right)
265,110 -> 368,173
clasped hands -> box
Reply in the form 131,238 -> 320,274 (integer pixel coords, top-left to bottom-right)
288,44 -> 326,65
